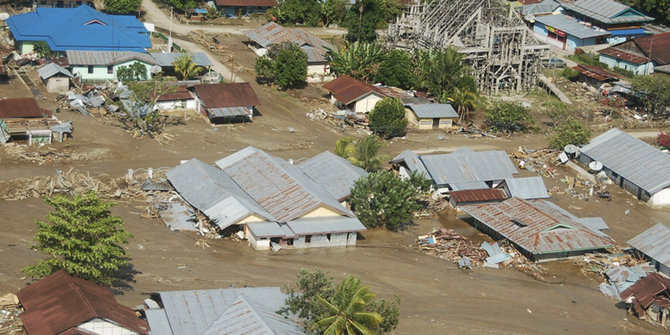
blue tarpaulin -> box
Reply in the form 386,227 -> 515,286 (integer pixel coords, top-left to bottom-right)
194,8 -> 207,14
609,28 -> 647,37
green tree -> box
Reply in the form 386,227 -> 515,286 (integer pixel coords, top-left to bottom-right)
449,85 -> 480,123
418,48 -> 475,102
632,75 -> 670,116
327,41 -> 386,82
485,102 -> 534,133
349,170 -> 430,231
124,74 -> 176,137
335,135 -> 386,172
547,117 -> 591,150
172,53 -> 202,80
116,62 -> 148,82
374,49 -> 414,89
344,0 -> 382,42
22,192 -> 133,287
33,41 -> 52,58
104,0 -> 141,14
255,42 -> 308,89
255,56 -> 276,84
314,276 -> 382,335
277,0 -> 322,26
368,97 -> 408,138
322,0 -> 349,26
626,0 -> 670,25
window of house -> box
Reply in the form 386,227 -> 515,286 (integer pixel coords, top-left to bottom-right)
87,65 -> 94,74
107,65 -> 113,74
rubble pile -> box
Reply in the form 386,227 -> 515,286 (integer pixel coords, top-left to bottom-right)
573,251 -> 639,277
2,144 -> 110,165
0,293 -> 22,334
512,147 -> 558,178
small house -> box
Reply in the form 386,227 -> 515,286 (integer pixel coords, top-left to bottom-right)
578,128 -> 670,206
448,188 -> 508,207
156,86 -> 196,111
404,103 -> 458,129
216,0 -> 278,17
619,273 -> 670,327
323,75 -> 388,114
67,50 -> 157,82
561,0 -> 653,44
191,83 -> 261,123
628,223 -> 670,276
599,32 -> 670,75
571,64 -> 621,87
532,14 -> 610,50
37,62 -> 73,93
17,270 -> 149,335
461,197 -> 615,261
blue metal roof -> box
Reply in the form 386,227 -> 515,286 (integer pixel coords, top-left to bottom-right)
7,5 -> 150,52
609,28 -> 647,37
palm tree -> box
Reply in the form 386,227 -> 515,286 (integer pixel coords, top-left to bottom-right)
326,41 -> 385,82
354,135 -> 385,172
419,48 -> 471,99
172,53 -> 202,80
448,84 -> 480,124
313,276 -> 382,335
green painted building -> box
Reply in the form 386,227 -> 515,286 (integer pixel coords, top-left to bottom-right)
66,50 -> 157,81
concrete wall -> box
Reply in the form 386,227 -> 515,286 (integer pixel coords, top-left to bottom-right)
72,60 -> 154,81
293,232 -> 357,249
307,64 -> 329,76
248,232 -> 271,250
45,77 -> 69,93
156,99 -> 196,111
649,188 -> 670,207
354,94 -> 382,114
78,318 -> 139,335
599,54 -> 652,75
19,41 -> 36,54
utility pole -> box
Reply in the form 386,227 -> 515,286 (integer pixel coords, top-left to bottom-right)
168,6 -> 173,52
230,55 -> 235,82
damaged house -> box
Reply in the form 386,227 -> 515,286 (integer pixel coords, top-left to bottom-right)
460,197 -> 615,261
578,128 -> 670,207
628,223 -> 670,277
192,83 -> 261,124
166,147 -> 367,250
0,97 -> 72,145
619,273 -> 670,328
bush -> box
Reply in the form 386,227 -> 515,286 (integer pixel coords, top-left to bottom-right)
116,62 -> 148,82
33,41 -> 52,58
254,42 -> 307,89
561,67 -> 579,81
658,131 -> 670,149
547,117 -> 591,149
611,66 -> 635,78
484,102 -> 534,133
374,49 -> 414,89
368,97 -> 408,138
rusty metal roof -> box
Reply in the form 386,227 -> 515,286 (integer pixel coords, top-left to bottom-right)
572,64 -> 620,82
193,83 -> 261,109
599,47 -> 650,65
66,50 -> 157,66
450,188 -> 508,204
17,270 -> 149,335
215,147 -> 352,222
0,98 -> 48,119
628,223 -> 670,269
461,198 -> 615,255
323,75 -> 387,105
156,86 -> 193,102
216,0 -> 277,6
298,151 -> 367,201
246,21 -> 330,63
619,273 -> 670,308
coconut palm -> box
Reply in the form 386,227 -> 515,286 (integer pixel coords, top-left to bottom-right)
172,53 -> 202,80
448,84 -> 480,124
313,276 -> 382,335
418,48 -> 471,100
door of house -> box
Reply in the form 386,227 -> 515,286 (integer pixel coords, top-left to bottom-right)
432,118 -> 439,129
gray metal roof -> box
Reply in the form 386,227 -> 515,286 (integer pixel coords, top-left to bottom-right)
247,221 -> 288,238
66,50 -> 157,66
628,223 -> 670,268
298,151 -> 368,201
246,22 -> 331,63
165,159 -> 275,230
576,217 -> 610,232
38,62 -> 73,80
202,296 -> 305,335
286,216 -> 366,235
215,147 -> 352,223
504,177 -> 550,199
579,128 -> 670,195
149,52 -> 213,67
405,103 -> 458,119
419,150 -> 518,186
534,14 -> 611,39
561,0 -> 654,24
145,309 -> 172,335
450,181 -> 489,191
149,287 -> 296,335
207,106 -> 252,118
390,150 -> 430,177
522,0 -> 560,16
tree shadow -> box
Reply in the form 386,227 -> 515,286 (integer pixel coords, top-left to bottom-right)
110,258 -> 140,295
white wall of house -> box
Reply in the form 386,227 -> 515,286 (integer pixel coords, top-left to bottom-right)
156,99 -> 196,111
247,232 -> 271,250
649,188 -> 670,207
71,60 -> 154,81
293,232 -> 356,249
354,94 -> 382,114
307,64 -> 329,76
77,318 -> 139,335
45,77 -> 70,93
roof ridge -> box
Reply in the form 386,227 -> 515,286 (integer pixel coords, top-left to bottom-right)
65,273 -> 98,320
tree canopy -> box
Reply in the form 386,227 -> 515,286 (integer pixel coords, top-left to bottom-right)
327,41 -> 386,82
314,276 -> 382,335
344,0 -> 382,42
274,0 -> 322,26
172,53 -> 202,80
349,170 -> 430,231
33,41 -> 52,58
485,102 -> 534,133
374,49 -> 414,89
368,97 -> 408,139
632,75 -> 670,116
335,135 -> 386,172
104,0 -> 141,14
22,192 -> 133,287
547,117 -> 591,150
117,62 -> 148,82
255,42 -> 308,89
322,0 -> 349,26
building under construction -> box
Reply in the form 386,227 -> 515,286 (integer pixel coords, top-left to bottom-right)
387,0 -> 549,93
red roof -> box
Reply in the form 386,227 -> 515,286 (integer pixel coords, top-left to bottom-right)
572,64 -> 621,82
323,75 -> 388,105
0,98 -> 50,118
620,272 -> 670,309
601,32 -> 670,66
450,188 -> 508,204
599,47 -> 649,65
192,83 -> 261,108
215,0 -> 277,6
157,86 -> 193,102
17,271 -> 150,335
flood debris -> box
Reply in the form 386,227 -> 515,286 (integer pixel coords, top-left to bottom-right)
0,293 -> 22,334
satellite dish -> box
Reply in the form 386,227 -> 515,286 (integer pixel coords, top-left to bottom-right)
150,65 -> 162,74
0,13 -> 9,21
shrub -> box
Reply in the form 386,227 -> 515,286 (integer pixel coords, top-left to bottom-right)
547,117 -> 591,149
561,67 -> 579,81
368,97 -> 408,138
484,102 -> 534,133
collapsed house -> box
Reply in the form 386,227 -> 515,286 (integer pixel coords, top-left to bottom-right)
619,273 -> 670,328
144,287 -> 304,335
460,197 -> 615,261
571,64 -> 621,87
17,270 -> 149,335
149,52 -> 213,74
0,98 -> 72,145
628,224 -> 670,277
578,128 -> 670,207
166,147 -> 367,250
37,62 -> 73,93
599,32 -> 670,75
246,22 -> 331,76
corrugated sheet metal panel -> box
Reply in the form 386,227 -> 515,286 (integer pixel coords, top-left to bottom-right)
420,150 -> 517,186
461,198 -> 614,255
450,188 -> 508,203
450,181 -> 489,191
38,62 -> 73,79
145,309 -> 172,335
247,221 -> 287,238
405,103 -> 458,119
166,159 -> 275,229
0,98 -> 45,118
286,216 -> 366,235
522,0 -> 559,15
562,0 -> 653,24
207,106 -> 252,118
628,223 -> 670,268
246,22 -> 330,64
533,15 -> 611,39
193,83 -> 261,108
619,273 -> 670,307
215,147 -> 352,223
390,150 -> 430,177
579,128 -> 670,194
322,75 -> 382,105
149,52 -> 213,67
202,296 -> 305,335
66,50 -> 157,66
576,217 -> 609,231
504,177 -> 549,199
298,151 -> 367,201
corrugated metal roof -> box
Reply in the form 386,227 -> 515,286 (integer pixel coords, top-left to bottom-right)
460,198 -> 614,255
522,0 -> 559,16
504,177 -> 550,199
534,15 -> 611,39
203,296 -> 305,335
217,0 -> 277,7
628,223 -> 670,268
156,86 -> 193,102
247,221 -> 288,238
450,188 -> 508,203
599,46 -> 650,65
145,309 -> 172,335
619,273 -> 670,308
193,83 -> 260,109
390,150 -> 430,178
66,50 -> 157,66
419,149 -> 518,186
562,0 -> 654,24
572,64 -> 620,82
207,106 -> 253,118
245,22 -> 330,63
151,287 -> 293,335
18,270 -> 149,335
0,98 -> 48,118
579,128 -> 670,195
286,216 -> 366,235
166,158 -> 275,230
576,217 -> 609,231
405,103 -> 458,119
38,62 -> 73,79
149,52 -> 213,67
322,75 -> 386,105
450,181 -> 489,191
298,151 -> 368,201
215,147 -> 352,222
